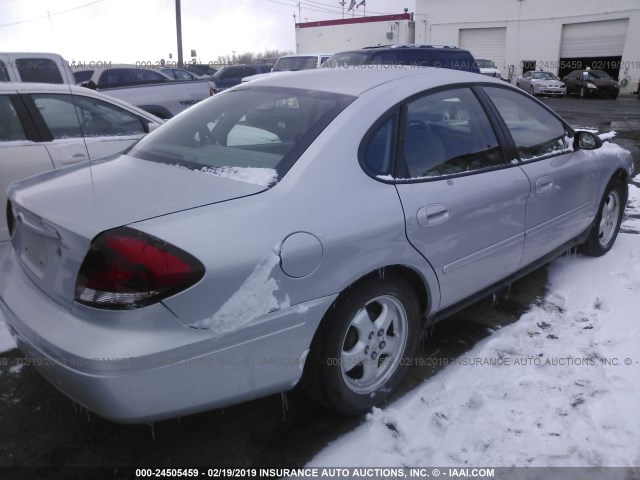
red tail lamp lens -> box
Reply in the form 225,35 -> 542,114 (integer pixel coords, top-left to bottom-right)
75,227 -> 204,309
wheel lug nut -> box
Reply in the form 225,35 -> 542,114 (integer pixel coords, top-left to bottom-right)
369,332 -> 374,339
378,329 -> 384,337
364,346 -> 369,355
371,352 -> 378,360
379,341 -> 386,349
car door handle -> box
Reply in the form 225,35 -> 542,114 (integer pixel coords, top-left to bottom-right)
536,176 -> 554,194
61,154 -> 88,165
417,204 -> 450,227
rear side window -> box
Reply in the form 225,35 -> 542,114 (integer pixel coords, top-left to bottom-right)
129,86 -> 354,182
0,61 -> 9,82
400,88 -> 503,178
0,96 -> 27,141
15,57 -> 64,84
98,68 -> 167,87
33,93 -> 146,138
363,116 -> 397,176
483,87 -> 570,161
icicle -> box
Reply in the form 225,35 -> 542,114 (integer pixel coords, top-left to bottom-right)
149,423 -> 156,440
492,292 -> 497,307
72,401 -> 79,415
281,392 -> 289,421
505,283 -> 512,301
85,408 -> 91,423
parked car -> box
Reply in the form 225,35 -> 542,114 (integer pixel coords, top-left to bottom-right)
159,67 -> 200,81
323,44 -> 481,74
0,52 -> 75,84
0,66 -> 632,423
475,59 -> 501,79
242,54 -> 331,83
212,64 -> 273,91
516,70 -> 566,96
563,69 -> 620,98
184,64 -> 218,79
0,82 -> 162,242
74,64 -> 213,118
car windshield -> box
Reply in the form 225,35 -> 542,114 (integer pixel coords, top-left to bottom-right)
532,72 -> 557,80
128,86 -> 354,182
323,52 -> 369,68
584,70 -> 611,80
273,56 -> 318,71
476,59 -> 496,68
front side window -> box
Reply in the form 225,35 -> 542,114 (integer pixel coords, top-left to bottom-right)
400,88 -> 503,178
0,96 -> 27,141
16,57 -> 64,84
129,86 -> 354,181
483,87 -> 570,161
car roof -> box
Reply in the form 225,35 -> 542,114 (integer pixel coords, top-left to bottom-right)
234,65 -> 493,97
279,54 -> 332,58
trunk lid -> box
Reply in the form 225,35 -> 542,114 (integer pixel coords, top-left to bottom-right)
8,154 -> 267,308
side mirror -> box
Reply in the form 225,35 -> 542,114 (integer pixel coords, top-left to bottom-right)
573,131 -> 603,151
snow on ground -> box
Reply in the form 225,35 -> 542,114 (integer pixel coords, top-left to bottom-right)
0,315 -> 15,353
308,189 -> 640,467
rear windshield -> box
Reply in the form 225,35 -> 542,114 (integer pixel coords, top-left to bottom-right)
325,50 -> 479,73
74,70 -> 94,83
16,57 -> 64,84
273,56 -> 319,72
128,86 -> 354,182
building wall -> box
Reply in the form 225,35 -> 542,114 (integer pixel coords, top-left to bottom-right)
414,0 -> 640,93
295,14 -> 415,54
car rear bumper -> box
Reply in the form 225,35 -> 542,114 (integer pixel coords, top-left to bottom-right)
0,246 -> 335,423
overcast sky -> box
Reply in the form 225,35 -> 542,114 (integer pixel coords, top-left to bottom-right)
0,0 -> 414,64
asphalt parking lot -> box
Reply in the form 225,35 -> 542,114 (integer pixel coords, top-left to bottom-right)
0,93 -> 638,479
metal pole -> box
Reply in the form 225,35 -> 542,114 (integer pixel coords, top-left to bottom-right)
176,0 -> 184,68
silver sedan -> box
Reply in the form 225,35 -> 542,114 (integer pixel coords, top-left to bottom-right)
516,70 -> 566,96
0,66 -> 632,422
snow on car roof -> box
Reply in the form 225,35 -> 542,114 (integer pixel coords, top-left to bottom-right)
236,65 -> 494,97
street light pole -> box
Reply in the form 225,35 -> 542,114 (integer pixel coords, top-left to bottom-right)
176,0 -> 184,67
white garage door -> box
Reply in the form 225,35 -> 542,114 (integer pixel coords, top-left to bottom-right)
459,27 -> 506,71
560,19 -> 629,57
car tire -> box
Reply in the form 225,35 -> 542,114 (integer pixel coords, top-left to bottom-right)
302,275 -> 421,415
579,178 -> 626,257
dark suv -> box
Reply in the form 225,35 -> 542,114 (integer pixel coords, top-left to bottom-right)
213,64 -> 273,91
324,44 -> 481,74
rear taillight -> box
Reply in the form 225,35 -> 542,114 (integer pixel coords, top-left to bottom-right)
75,227 -> 204,310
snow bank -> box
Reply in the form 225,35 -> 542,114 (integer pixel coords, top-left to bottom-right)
0,319 -> 16,354
198,166 -> 278,187
309,200 -> 640,467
